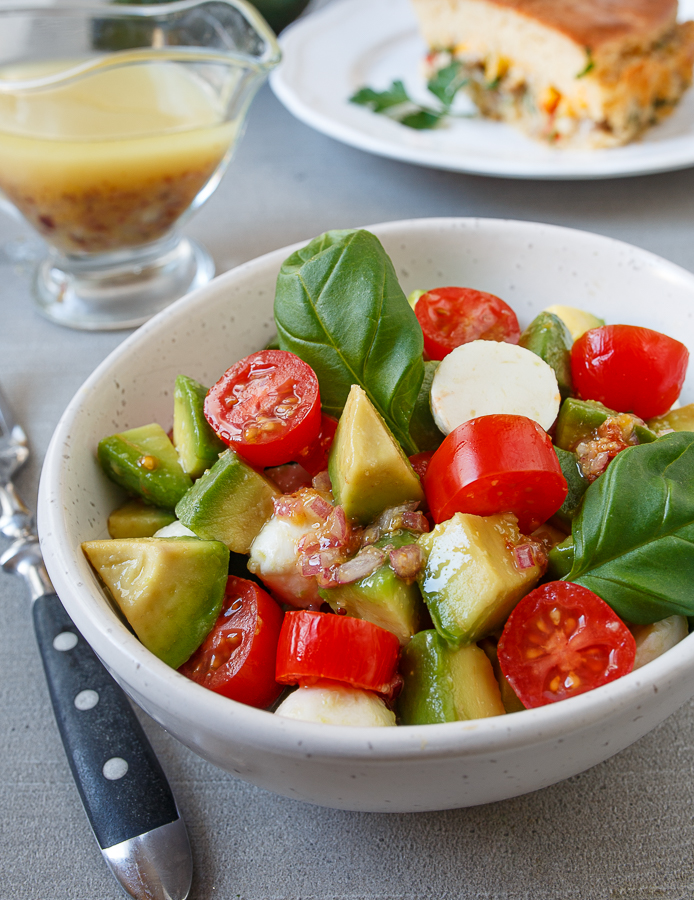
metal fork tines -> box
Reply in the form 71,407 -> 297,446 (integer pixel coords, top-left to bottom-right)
0,384 -> 33,541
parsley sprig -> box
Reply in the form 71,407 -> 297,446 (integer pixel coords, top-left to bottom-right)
350,61 -> 470,131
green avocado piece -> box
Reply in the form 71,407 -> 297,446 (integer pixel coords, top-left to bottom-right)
550,446 -> 589,530
173,375 -> 226,479
319,530 -> 425,644
409,359 -> 444,452
107,499 -> 176,539
82,537 -> 229,669
328,384 -> 424,525
175,449 -> 279,554
554,397 -> 657,452
398,630 -> 505,725
519,312 -> 573,401
478,637 -> 525,713
547,535 -> 574,580
647,403 -> 694,435
417,513 -> 543,645
543,304 -> 605,341
98,423 -> 193,512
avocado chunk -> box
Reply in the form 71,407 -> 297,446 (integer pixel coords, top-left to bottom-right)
417,513 -> 543,645
175,449 -> 279,554
547,535 -> 574,580
173,374 -> 226,478
543,304 -> 605,341
398,630 -> 505,725
319,530 -> 425,644
98,423 -> 193,511
519,311 -> 573,401
107,499 -> 176,539
82,537 -> 229,669
554,397 -> 657,452
409,359 -> 444,452
478,637 -> 525,714
551,446 -> 588,529
647,403 -> 694,435
328,384 -> 424,524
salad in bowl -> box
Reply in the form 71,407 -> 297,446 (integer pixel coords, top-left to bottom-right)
38,218 -> 694,811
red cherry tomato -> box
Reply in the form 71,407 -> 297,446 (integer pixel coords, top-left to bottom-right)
204,350 -> 322,468
408,451 -> 434,482
415,287 -> 520,361
571,324 -> 689,420
423,415 -> 567,533
294,413 -> 338,476
497,582 -> 636,708
179,576 -> 284,708
275,610 -> 400,695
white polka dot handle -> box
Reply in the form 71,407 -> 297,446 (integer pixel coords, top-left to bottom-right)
30,591 -> 192,899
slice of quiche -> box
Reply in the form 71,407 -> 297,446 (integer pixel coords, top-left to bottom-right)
411,0 -> 694,148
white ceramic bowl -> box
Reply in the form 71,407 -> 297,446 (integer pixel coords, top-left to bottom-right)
38,218 -> 694,812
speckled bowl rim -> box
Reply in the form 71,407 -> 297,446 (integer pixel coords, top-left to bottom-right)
38,217 -> 694,765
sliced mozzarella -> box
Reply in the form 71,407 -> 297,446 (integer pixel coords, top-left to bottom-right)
248,515 -> 321,608
154,520 -> 196,538
631,615 -> 688,670
430,340 -> 561,434
275,684 -> 396,727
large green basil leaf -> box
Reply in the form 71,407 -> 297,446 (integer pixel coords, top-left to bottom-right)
409,359 -> 443,452
275,229 -> 424,455
566,432 -> 694,624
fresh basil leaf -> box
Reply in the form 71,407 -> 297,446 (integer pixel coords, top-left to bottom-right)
409,360 -> 444,452
551,446 -> 588,531
350,80 -> 410,113
566,432 -> 694,624
427,61 -> 468,107
275,229 -> 424,455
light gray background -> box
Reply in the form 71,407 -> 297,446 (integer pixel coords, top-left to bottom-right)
3,39 -> 694,900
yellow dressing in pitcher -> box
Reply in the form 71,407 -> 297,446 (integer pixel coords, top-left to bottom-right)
0,60 -> 237,254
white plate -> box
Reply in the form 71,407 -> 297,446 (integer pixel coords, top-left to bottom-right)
38,218 -> 694,811
271,0 -> 694,180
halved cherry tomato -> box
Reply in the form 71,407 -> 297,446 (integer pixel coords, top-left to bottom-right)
423,415 -> 567,533
294,413 -> 338,476
204,350 -> 321,468
414,287 -> 520,361
276,610 -> 400,695
497,582 -> 636,708
571,324 -> 689,420
179,576 -> 284,708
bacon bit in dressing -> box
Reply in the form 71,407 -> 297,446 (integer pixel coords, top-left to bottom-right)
575,413 -> 642,482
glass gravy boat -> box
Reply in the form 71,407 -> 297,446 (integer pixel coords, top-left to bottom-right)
0,0 -> 280,330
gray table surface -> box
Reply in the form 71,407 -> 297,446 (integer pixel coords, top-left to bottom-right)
3,35 -> 694,900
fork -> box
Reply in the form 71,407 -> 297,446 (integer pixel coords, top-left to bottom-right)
0,384 -> 193,900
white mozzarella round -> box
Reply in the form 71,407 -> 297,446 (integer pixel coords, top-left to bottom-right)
248,516 -> 321,608
154,521 -> 196,538
275,684 -> 396,727
430,340 -> 561,434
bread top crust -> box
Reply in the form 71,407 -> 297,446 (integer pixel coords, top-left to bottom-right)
461,0 -> 679,48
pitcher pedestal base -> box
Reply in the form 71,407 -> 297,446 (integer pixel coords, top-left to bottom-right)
33,236 -> 215,331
